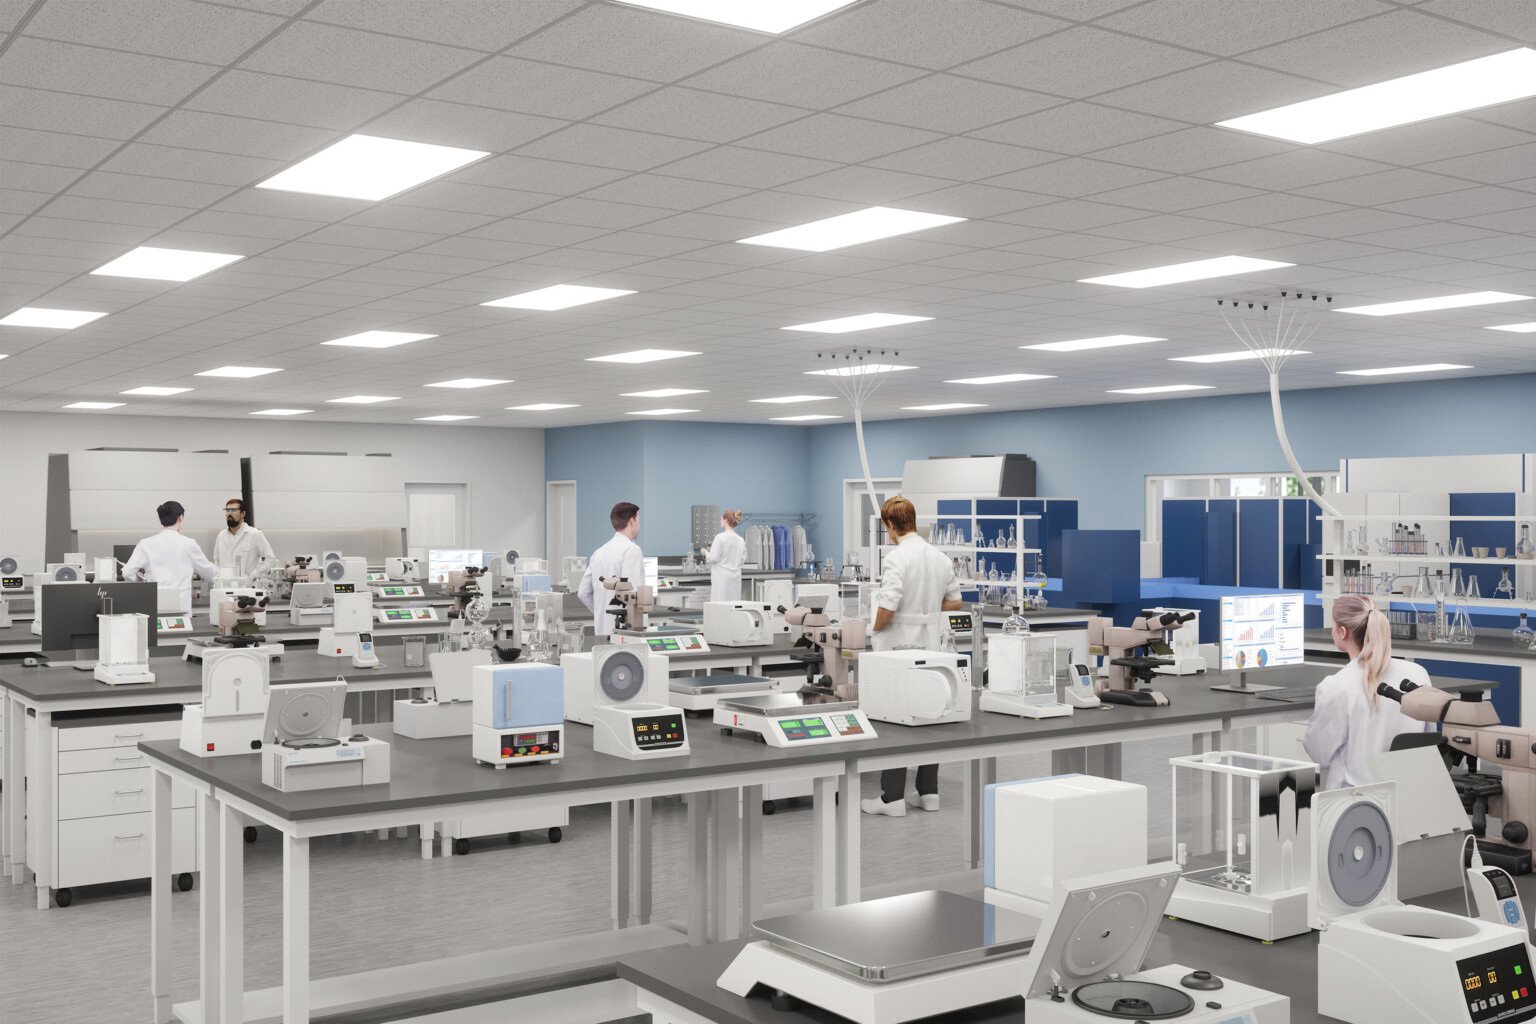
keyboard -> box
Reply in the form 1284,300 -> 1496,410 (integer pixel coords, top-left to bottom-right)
1254,687 -> 1320,704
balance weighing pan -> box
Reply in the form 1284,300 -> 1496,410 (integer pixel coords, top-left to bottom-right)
669,673 -> 774,696
716,691 -> 859,718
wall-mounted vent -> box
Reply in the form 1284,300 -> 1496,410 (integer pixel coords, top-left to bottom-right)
269,451 -> 347,456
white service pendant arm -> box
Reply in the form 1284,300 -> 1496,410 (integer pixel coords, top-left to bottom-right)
854,405 -> 880,528
1270,371 -> 1340,518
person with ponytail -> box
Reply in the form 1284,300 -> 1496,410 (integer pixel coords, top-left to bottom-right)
701,509 -> 747,603
1304,593 -> 1432,789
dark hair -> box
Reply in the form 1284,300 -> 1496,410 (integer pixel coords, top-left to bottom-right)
880,495 -> 917,535
610,502 -> 639,531
225,498 -> 246,513
157,500 -> 185,527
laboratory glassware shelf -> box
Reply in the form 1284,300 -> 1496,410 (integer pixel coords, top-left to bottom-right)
1319,554 -> 1533,565
1318,514 -> 1534,522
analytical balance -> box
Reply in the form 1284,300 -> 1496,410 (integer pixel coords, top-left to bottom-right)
1165,751 -> 1317,941
981,631 -> 1070,718
563,645 -> 669,725
669,673 -> 783,712
180,644 -> 273,756
372,583 -> 425,599
714,692 -> 876,747
857,649 -> 972,726
1314,781 -> 1536,1024
472,662 -> 564,767
374,605 -> 441,624
94,612 -> 156,685
593,702 -> 690,759
613,625 -> 711,655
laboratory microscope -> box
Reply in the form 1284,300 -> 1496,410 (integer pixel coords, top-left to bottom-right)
1086,610 -> 1196,706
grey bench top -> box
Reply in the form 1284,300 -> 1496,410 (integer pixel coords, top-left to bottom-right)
1304,626 -> 1536,661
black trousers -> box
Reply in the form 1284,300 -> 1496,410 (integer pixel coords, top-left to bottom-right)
881,764 -> 938,803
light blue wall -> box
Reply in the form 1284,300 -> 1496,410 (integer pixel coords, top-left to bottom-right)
549,372 -> 1536,557
546,421 -> 812,556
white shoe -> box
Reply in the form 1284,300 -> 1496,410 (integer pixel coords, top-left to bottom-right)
906,792 -> 940,812
861,797 -> 907,817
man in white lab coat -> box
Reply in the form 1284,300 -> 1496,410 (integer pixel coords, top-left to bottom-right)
213,498 -> 276,581
578,501 -> 645,637
862,495 -> 963,818
123,500 -> 219,614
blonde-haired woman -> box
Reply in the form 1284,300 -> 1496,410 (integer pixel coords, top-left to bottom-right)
1304,593 -> 1432,790
702,509 -> 746,603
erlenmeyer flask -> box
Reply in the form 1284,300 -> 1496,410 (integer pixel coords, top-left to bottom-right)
1496,568 -> 1515,600
1451,568 -> 1466,600
1413,567 -> 1433,598
1465,574 -> 1482,600
1452,536 -> 1466,559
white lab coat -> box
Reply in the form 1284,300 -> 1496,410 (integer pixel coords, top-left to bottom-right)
213,523 -> 276,580
123,528 -> 219,614
705,529 -> 746,603
577,532 -> 645,637
872,533 -> 960,651
1303,657 -> 1433,790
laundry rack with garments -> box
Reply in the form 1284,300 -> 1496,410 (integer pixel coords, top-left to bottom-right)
740,513 -> 817,571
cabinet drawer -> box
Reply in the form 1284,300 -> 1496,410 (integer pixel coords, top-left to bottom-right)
56,807 -> 196,888
58,746 -> 164,775
58,767 -> 194,820
58,717 -> 180,752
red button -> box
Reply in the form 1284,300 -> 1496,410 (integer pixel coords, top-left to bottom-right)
207,743 -> 215,751
1522,989 -> 1528,998
531,746 -> 541,753
501,748 -> 512,757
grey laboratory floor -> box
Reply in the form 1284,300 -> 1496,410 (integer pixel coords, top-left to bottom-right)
0,730 -> 1242,1024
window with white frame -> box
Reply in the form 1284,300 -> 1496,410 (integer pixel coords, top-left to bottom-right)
1145,471 -> 1340,543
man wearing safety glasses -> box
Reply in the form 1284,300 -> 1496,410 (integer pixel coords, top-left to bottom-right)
213,498 -> 276,582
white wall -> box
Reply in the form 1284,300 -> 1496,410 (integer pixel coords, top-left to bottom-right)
0,412 -> 544,569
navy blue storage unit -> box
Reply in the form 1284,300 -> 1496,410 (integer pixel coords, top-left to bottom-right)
1062,529 -> 1139,606
1162,499 -> 1207,580
1204,499 -> 1237,587
1281,498 -> 1309,589
1238,499 -> 1280,588
1414,657 -> 1520,735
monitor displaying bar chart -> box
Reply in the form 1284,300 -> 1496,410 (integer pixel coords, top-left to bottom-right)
1219,593 -> 1304,671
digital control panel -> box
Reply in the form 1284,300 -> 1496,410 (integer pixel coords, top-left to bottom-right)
646,634 -> 707,653
630,712 -> 686,750
1,576 -> 23,590
157,616 -> 193,632
374,585 -> 425,598
497,729 -> 560,760
777,713 -> 867,742
1459,943 -> 1535,1023
333,583 -> 356,595
946,612 -> 974,635
367,572 -> 387,582
377,606 -> 440,623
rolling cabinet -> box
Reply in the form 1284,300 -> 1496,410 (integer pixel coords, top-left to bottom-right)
26,711 -> 198,907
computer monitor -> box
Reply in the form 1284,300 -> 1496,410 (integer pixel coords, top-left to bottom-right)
40,581 -> 158,654
1211,593 -> 1304,693
428,549 -> 484,585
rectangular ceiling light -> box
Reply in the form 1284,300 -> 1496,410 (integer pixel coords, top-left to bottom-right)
771,414 -> 843,421
482,284 -> 636,310
1487,322 -> 1536,333
750,395 -> 836,404
64,401 -> 125,409
322,330 -> 436,349
327,395 -> 400,404
425,378 -> 511,388
586,349 -> 700,364
1107,384 -> 1215,394
784,312 -> 932,333
805,363 -> 915,377
416,415 -> 479,422
1024,335 -> 1164,352
740,207 -> 965,252
256,134 -> 489,201
1335,292 -> 1531,316
622,388 -> 707,398
1080,256 -> 1292,289
1338,363 -> 1472,376
0,307 -> 108,329
507,403 -> 579,411
195,365 -> 282,378
1170,348 -> 1308,363
903,403 -> 988,411
119,386 -> 191,396
1217,49 -> 1536,144
92,246 -> 243,282
250,409 -> 311,416
945,373 -> 1055,384
626,408 -> 698,416
616,0 -> 859,33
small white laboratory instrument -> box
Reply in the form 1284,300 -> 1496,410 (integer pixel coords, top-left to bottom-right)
714,693 -> 877,747
1314,781 -> 1535,1024
180,645 -> 273,756
261,681 -> 391,791
1065,661 -> 1101,708
562,645 -> 669,725
984,774 -> 1147,919
982,631 -> 1070,718
1166,751 -> 1317,941
372,583 -> 425,599
318,592 -> 372,658
612,626 -> 711,655
385,556 -> 422,582
702,601 -> 787,647
94,612 -> 156,685
593,702 -> 690,759
562,555 -> 587,592
1469,863 -> 1527,930
472,662 -> 564,767
1147,605 -> 1207,675
374,605 -> 440,625
857,649 -> 971,726
323,556 -> 368,584
351,631 -> 378,668
395,649 -> 489,739
289,581 -> 331,623
1019,866 -> 1290,1024
0,555 -> 24,590
93,556 -> 118,583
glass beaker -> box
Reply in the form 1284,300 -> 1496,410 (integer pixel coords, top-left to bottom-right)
1496,568 -> 1516,600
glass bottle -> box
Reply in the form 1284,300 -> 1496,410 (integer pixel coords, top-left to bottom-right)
1007,524 -> 1016,549
1514,613 -> 1535,648
1496,568 -> 1516,600
1518,525 -> 1534,560
1003,608 -> 1031,635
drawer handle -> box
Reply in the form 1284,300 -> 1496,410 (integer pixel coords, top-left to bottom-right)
115,789 -> 145,796
113,755 -> 145,762
113,833 -> 145,841
113,733 -> 145,740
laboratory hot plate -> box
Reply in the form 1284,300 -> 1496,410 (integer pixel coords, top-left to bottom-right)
713,691 -> 877,747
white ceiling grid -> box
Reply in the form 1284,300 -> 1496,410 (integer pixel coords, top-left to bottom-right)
0,0 -> 1531,426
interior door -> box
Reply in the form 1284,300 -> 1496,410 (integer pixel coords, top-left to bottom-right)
407,490 -> 460,550
546,481 -> 577,573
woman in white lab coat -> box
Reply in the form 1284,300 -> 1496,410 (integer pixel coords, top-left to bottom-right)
862,496 -> 963,818
1303,593 -> 1431,790
701,509 -> 747,603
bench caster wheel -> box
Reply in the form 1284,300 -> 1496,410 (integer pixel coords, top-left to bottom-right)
178,873 -> 194,892
453,838 -> 470,856
244,826 -> 257,843
763,800 -> 776,815
56,888 -> 73,908
548,827 -> 563,843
